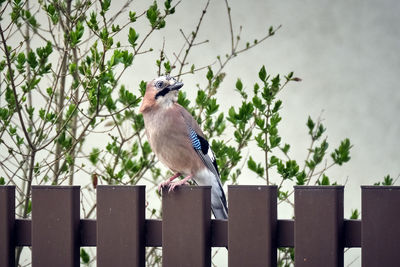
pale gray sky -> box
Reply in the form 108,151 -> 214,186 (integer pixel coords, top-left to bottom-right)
127,1 -> 399,265
130,0 -> 400,205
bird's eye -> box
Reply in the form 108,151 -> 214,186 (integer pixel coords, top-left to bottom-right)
155,81 -> 164,88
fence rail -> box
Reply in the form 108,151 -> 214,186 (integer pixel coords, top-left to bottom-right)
1,185 -> 399,267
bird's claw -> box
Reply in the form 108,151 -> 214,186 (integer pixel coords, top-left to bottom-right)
157,180 -> 171,193
168,180 -> 189,192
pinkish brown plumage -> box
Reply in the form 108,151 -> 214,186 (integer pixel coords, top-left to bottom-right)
139,75 -> 228,219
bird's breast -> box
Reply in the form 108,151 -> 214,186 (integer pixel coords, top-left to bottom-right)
142,108 -> 203,174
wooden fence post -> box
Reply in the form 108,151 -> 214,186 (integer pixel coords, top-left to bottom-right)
0,186 -> 15,267
32,186 -> 80,267
362,186 -> 400,266
97,185 -> 145,267
294,186 -> 344,267
228,185 -> 277,267
162,186 -> 211,267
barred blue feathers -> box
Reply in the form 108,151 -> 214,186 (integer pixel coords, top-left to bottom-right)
189,129 -> 201,150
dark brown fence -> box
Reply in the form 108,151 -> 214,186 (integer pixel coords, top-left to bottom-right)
1,185 -> 400,267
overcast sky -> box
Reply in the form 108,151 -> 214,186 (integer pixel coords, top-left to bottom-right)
126,0 -> 399,265
128,0 -> 399,206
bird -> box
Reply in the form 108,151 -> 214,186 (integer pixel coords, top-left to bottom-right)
139,75 -> 228,219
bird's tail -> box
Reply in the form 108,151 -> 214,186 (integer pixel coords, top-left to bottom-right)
211,184 -> 228,220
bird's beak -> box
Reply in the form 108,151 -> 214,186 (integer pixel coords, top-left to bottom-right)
166,82 -> 184,91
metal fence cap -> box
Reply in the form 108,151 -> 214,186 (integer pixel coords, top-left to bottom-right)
228,185 -> 278,189
0,185 -> 16,189
97,185 -> 145,190
31,185 -> 80,189
361,186 -> 400,190
294,185 -> 344,190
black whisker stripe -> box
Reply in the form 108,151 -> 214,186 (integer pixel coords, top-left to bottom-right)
155,88 -> 170,99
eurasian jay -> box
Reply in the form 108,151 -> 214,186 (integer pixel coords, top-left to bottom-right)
139,75 -> 228,219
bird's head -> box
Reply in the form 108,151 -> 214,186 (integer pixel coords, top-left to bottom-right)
140,75 -> 184,113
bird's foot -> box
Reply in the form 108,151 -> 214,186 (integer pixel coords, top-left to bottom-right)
158,173 -> 181,193
168,175 -> 192,192
157,180 -> 172,192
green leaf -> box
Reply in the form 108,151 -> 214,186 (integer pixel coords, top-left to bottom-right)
247,156 -> 257,171
101,0 -> 111,12
111,24 -> 120,32
119,85 -> 140,107
146,2 -> 159,27
206,98 -> 219,116
27,51 -> 38,69
312,139 -> 328,165
164,0 -> 172,9
269,134 -> 281,148
128,28 -> 139,47
139,80 -> 147,96
237,101 -> 254,122
271,74 -> 280,92
253,83 -> 260,94
269,26 -> 274,35
272,100 -> 282,112
306,116 -> 315,134
196,90 -> 207,106
26,200 -> 32,214
0,60 -> 6,72
65,155 -> 73,166
25,106 -> 34,119
142,141 -> 152,158
350,209 -> 359,219
247,156 -> 264,177
0,177 -> 5,185
24,9 -> 39,29
382,175 -> 394,186
206,67 -> 213,81
317,174 -> 330,185
314,123 -> 326,140
235,78 -> 243,90
228,107 -> 237,123
46,3 -> 59,24
69,63 -> 77,74
276,160 -> 299,180
39,108 -> 46,120
177,91 -> 190,109
9,126 -> 17,135
0,108 -> 9,121
270,156 -> 279,166
65,104 -> 77,119
70,21 -> 84,47
87,12 -> 98,30
129,11 -> 137,22
281,143 -> 290,154
331,138 -> 351,165
16,52 -> 26,72
164,61 -> 171,73
306,159 -> 315,170
296,171 -> 306,185
252,96 -> 264,111
258,65 -> 267,81
255,117 -> 265,129
80,248 -> 90,264
285,71 -> 294,81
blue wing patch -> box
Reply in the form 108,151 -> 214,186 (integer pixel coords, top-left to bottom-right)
188,127 -> 220,176
189,129 -> 202,150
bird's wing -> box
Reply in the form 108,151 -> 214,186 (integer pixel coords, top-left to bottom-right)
177,104 -> 220,178
177,104 -> 228,217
